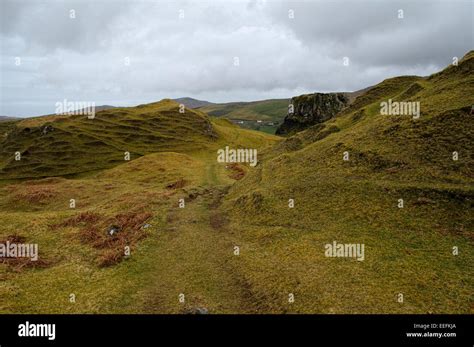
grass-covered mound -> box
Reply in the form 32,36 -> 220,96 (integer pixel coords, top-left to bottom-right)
0,100 -> 218,179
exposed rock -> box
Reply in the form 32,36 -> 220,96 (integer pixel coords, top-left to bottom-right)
276,93 -> 349,136
107,225 -> 121,236
41,124 -> 54,135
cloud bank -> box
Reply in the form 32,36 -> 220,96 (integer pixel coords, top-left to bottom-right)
1,0 -> 472,116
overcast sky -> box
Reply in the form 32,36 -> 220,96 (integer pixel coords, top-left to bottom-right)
1,0 -> 472,117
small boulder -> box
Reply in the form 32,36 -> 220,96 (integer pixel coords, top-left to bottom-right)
41,125 -> 54,135
107,225 -> 121,236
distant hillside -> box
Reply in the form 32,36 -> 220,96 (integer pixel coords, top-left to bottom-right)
173,97 -> 213,109
199,99 -> 288,122
0,116 -> 20,122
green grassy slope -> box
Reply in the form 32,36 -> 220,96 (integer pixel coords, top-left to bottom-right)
219,51 -> 474,313
0,100 -> 218,179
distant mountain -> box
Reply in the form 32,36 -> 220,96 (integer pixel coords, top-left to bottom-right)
173,97 -> 213,109
0,116 -> 20,122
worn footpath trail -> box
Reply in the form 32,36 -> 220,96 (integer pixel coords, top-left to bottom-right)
139,157 -> 260,313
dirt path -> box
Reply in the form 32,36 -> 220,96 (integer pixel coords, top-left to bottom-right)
140,160 -> 258,313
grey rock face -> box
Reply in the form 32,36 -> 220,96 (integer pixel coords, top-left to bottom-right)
276,93 -> 349,136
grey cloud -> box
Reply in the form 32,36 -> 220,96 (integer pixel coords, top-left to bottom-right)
1,1 -> 132,54
0,0 -> 472,117
266,0 -> 473,67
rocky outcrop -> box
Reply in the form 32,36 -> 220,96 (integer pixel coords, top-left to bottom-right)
276,93 -> 349,136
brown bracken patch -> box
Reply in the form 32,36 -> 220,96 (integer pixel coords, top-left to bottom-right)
226,163 -> 245,180
11,185 -> 57,204
51,211 -> 101,229
53,209 -> 153,267
0,234 -> 26,244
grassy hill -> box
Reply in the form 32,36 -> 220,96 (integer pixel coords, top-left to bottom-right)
0,100 -> 220,179
218,51 -> 474,313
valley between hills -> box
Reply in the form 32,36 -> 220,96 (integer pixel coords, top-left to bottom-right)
0,51 -> 472,314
